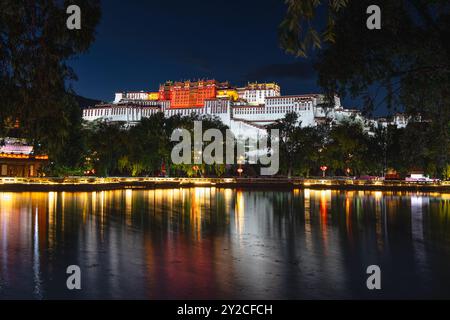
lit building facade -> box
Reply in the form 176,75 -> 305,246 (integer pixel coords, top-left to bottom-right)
83,80 -> 383,138
114,91 -> 160,103
237,82 -> 281,105
0,138 -> 48,177
82,104 -> 162,124
158,80 -> 228,108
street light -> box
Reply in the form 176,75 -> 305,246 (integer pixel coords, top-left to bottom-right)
192,165 -> 199,177
237,166 -> 243,177
320,165 -> 328,178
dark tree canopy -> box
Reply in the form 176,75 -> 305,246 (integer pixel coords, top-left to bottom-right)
280,0 -> 450,176
81,113 -> 231,178
0,0 -> 101,165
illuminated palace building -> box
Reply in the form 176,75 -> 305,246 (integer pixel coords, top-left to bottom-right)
0,138 -> 48,177
83,80 -> 386,137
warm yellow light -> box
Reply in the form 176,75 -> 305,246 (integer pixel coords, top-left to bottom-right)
217,89 -> 239,101
0,153 -> 48,160
374,191 -> 383,199
1,192 -> 13,202
147,92 -> 159,100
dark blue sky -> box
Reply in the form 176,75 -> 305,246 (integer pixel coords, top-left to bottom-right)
69,0 -> 365,111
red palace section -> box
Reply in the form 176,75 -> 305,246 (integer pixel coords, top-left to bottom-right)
159,80 -> 226,108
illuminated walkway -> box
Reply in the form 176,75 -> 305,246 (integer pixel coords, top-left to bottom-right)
0,177 -> 449,192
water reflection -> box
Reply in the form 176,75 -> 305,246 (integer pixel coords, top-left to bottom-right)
0,189 -> 449,299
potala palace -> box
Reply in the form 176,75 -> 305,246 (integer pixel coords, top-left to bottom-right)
82,80 -> 408,137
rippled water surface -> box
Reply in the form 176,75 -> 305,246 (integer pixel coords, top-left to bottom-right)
0,189 -> 449,299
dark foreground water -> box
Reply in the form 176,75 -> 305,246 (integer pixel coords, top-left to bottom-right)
0,189 -> 449,299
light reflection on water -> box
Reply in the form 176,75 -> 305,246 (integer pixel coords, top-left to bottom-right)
0,189 -> 449,299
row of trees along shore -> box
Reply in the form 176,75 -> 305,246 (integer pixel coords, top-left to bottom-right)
45,111 -> 450,179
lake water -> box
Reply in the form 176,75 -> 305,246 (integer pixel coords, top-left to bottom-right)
0,189 -> 449,299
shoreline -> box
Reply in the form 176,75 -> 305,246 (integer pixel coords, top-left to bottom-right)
0,177 -> 449,193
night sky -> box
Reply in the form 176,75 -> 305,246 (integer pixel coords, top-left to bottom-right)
69,0 -> 365,112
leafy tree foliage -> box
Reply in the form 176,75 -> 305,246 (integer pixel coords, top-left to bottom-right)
0,0 -> 101,167
84,120 -> 127,176
279,0 -> 450,177
81,114 -> 230,178
268,112 -> 326,177
267,112 -> 443,178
